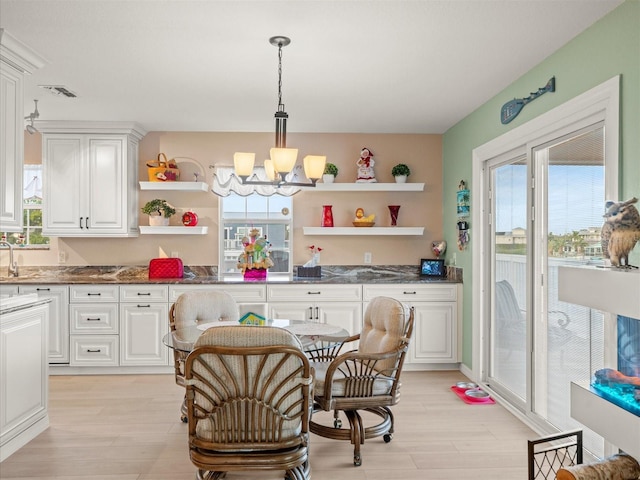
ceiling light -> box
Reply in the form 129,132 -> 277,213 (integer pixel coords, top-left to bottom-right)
24,99 -> 39,134
233,36 -> 326,188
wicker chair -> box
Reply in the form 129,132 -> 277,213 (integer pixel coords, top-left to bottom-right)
309,296 -> 414,466
169,290 -> 239,421
528,429 -> 583,480
184,325 -> 313,480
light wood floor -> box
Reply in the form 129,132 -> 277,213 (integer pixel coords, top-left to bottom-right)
1,371 -> 537,479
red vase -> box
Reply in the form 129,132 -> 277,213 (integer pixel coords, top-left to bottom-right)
322,205 -> 334,227
388,205 -> 400,226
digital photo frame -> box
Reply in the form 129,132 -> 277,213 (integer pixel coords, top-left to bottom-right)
420,258 -> 446,277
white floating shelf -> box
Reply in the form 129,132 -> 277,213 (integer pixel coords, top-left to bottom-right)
310,183 -> 424,192
139,181 -> 209,192
303,227 -> 424,236
139,226 -> 209,235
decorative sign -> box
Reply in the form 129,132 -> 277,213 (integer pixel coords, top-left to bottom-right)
501,77 -> 555,124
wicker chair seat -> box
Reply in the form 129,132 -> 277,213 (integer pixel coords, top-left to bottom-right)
311,360 -> 394,396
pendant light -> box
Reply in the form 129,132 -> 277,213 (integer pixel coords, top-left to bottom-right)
233,36 -> 326,187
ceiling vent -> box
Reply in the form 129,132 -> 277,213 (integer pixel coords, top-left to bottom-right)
38,85 -> 77,98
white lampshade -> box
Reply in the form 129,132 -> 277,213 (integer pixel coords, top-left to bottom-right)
303,155 -> 326,180
234,152 -> 256,177
270,147 -> 298,174
264,159 -> 276,181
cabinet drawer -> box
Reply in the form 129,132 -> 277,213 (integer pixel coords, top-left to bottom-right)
268,284 -> 362,302
69,285 -> 119,302
363,284 -> 457,302
70,304 -> 119,333
169,284 -> 266,303
120,285 -> 168,302
70,335 -> 119,366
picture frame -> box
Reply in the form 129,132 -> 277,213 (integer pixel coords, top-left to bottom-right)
420,258 -> 446,277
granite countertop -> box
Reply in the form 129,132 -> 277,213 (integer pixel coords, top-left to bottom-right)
0,265 -> 462,285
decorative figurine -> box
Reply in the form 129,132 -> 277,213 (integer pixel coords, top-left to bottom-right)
353,207 -> 375,226
356,147 -> 377,183
601,197 -> 640,268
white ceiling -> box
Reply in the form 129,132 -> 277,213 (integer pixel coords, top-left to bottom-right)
1,0 -> 624,134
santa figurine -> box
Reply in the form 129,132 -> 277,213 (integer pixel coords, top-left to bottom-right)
356,147 -> 377,183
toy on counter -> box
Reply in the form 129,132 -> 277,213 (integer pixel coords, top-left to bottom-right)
236,228 -> 274,274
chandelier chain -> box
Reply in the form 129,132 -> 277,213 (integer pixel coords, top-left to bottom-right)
277,43 -> 284,112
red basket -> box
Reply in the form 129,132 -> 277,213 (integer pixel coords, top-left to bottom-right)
243,268 -> 267,280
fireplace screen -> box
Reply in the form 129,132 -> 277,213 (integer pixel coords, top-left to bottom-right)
591,316 -> 640,417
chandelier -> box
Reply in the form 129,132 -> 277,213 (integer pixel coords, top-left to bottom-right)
233,36 -> 326,188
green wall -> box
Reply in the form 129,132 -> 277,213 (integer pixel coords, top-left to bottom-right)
442,0 -> 640,368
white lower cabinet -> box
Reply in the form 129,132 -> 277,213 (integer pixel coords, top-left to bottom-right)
18,285 -> 69,364
363,284 -> 461,365
267,284 -> 363,336
119,285 -> 168,366
0,300 -> 49,462
69,285 -> 119,366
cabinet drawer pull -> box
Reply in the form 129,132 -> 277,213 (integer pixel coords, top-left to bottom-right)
36,288 -> 51,291
87,292 -> 102,296
85,217 -> 89,229
307,291 -> 321,295
402,291 -> 417,295
308,307 -> 313,320
86,317 -> 102,321
137,292 -> 152,296
86,349 -> 102,353
136,304 -> 151,308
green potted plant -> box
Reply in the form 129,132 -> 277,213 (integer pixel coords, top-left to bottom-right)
322,163 -> 338,183
142,199 -> 176,226
391,163 -> 411,183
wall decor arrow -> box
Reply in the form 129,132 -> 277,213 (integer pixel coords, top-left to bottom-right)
500,77 -> 555,124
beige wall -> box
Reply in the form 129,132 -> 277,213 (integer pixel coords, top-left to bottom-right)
14,131 -> 442,268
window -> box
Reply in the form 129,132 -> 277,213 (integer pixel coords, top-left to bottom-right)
219,193 -> 292,276
2,165 -> 49,248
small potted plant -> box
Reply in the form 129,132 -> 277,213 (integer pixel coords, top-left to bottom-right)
323,163 -> 338,183
391,163 -> 411,183
141,199 -> 176,226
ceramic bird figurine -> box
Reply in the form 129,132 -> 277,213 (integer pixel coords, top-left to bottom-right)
601,197 -> 640,268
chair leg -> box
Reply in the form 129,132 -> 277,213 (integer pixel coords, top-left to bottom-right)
345,410 -> 364,466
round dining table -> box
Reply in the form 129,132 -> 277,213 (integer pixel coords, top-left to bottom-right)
163,318 -> 351,354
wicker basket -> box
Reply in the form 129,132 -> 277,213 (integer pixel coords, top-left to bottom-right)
146,153 -> 180,182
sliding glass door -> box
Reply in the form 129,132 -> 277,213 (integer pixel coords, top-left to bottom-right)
486,124 -> 606,456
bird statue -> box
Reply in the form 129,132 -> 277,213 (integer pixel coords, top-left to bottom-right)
601,197 -> 640,268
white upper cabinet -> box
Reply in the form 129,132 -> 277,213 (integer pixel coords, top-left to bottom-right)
0,30 -> 46,232
41,122 -> 146,237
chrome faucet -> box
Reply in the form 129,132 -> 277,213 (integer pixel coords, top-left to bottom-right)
0,241 -> 18,277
